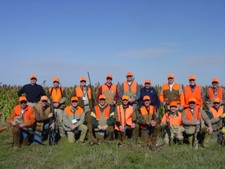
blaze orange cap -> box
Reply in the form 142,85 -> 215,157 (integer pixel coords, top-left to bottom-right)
168,74 -> 174,78
41,96 -> 48,101
80,76 -> 86,82
53,77 -> 60,82
213,97 -> 221,103
99,95 -> 106,100
30,74 -> 37,79
144,80 -> 151,84
71,96 -> 78,101
189,75 -> 196,80
126,72 -> 133,77
170,101 -> 177,107
106,74 -> 113,79
19,96 -> 27,102
143,96 -> 150,101
212,78 -> 219,83
188,97 -> 196,103
122,95 -> 129,101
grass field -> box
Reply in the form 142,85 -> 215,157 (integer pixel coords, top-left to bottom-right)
0,129 -> 225,169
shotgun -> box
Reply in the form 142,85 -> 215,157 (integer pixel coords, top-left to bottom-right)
87,71 -> 95,108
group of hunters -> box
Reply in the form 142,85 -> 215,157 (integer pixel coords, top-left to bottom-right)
8,72 -> 225,151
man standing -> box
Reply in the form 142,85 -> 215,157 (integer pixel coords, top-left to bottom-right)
18,74 -> 46,107
97,74 -> 119,110
161,101 -> 184,145
63,97 -> 87,144
138,79 -> 160,109
206,78 -> 225,108
119,72 -> 140,109
72,76 -> 93,140
9,96 -> 35,149
33,96 -> 55,144
160,74 -> 184,111
182,98 -> 213,149
184,75 -> 204,108
90,95 -> 114,143
114,95 -> 138,143
47,77 -> 66,137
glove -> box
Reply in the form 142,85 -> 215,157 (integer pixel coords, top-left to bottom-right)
220,127 -> 225,134
221,113 -> 225,118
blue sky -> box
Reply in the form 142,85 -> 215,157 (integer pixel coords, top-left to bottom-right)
0,0 -> 224,87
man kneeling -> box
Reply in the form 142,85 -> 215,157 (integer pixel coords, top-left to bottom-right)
63,97 -> 87,144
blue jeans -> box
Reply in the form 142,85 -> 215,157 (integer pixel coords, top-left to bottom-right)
33,123 -> 50,144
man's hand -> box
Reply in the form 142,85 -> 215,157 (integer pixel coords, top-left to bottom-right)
207,126 -> 213,134
166,118 -> 170,124
50,123 -> 55,130
70,124 -> 76,130
129,98 -> 135,103
18,123 -> 25,128
150,120 -> 156,127
102,125 -> 108,130
11,121 -> 17,126
53,102 -> 59,108
131,123 -> 136,129
98,125 -> 103,130
119,126 -> 124,132
48,113 -> 53,118
194,120 -> 200,125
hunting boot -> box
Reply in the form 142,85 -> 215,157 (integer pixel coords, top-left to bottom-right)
12,127 -> 21,148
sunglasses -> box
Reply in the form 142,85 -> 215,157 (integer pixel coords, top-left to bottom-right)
80,80 -> 86,83
107,78 -> 112,80
31,78 -> 37,80
20,101 -> 27,104
42,100 -> 47,103
71,100 -> 78,103
189,79 -> 195,81
214,102 -> 220,104
189,102 -> 196,104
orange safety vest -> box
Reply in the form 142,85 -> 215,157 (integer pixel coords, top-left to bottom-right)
184,108 -> 202,121
64,105 -> 83,115
160,83 -> 184,105
115,105 -> 133,131
75,86 -> 92,99
209,107 -> 223,119
49,87 -> 64,103
95,105 -> 110,119
161,112 -> 182,126
208,87 -> 223,100
123,81 -> 137,93
184,85 -> 202,107
102,84 -> 117,93
9,105 -> 35,126
139,106 -> 155,129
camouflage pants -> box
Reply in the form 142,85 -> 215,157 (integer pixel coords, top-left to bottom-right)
164,126 -> 184,145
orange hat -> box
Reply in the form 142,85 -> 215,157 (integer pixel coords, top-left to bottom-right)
41,96 -> 48,101
167,74 -> 174,78
212,78 -> 219,83
106,74 -> 113,79
170,101 -> 177,107
126,72 -> 133,77
71,96 -> 78,101
144,80 -> 151,84
30,74 -> 37,79
19,96 -> 27,102
122,95 -> 129,101
99,95 -> 106,100
188,97 -> 196,103
80,76 -> 86,82
143,96 -> 150,101
189,75 -> 196,80
213,97 -> 221,103
53,77 -> 60,82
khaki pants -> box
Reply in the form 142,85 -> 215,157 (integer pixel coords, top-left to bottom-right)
164,126 -> 184,145
95,126 -> 114,141
67,124 -> 88,143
